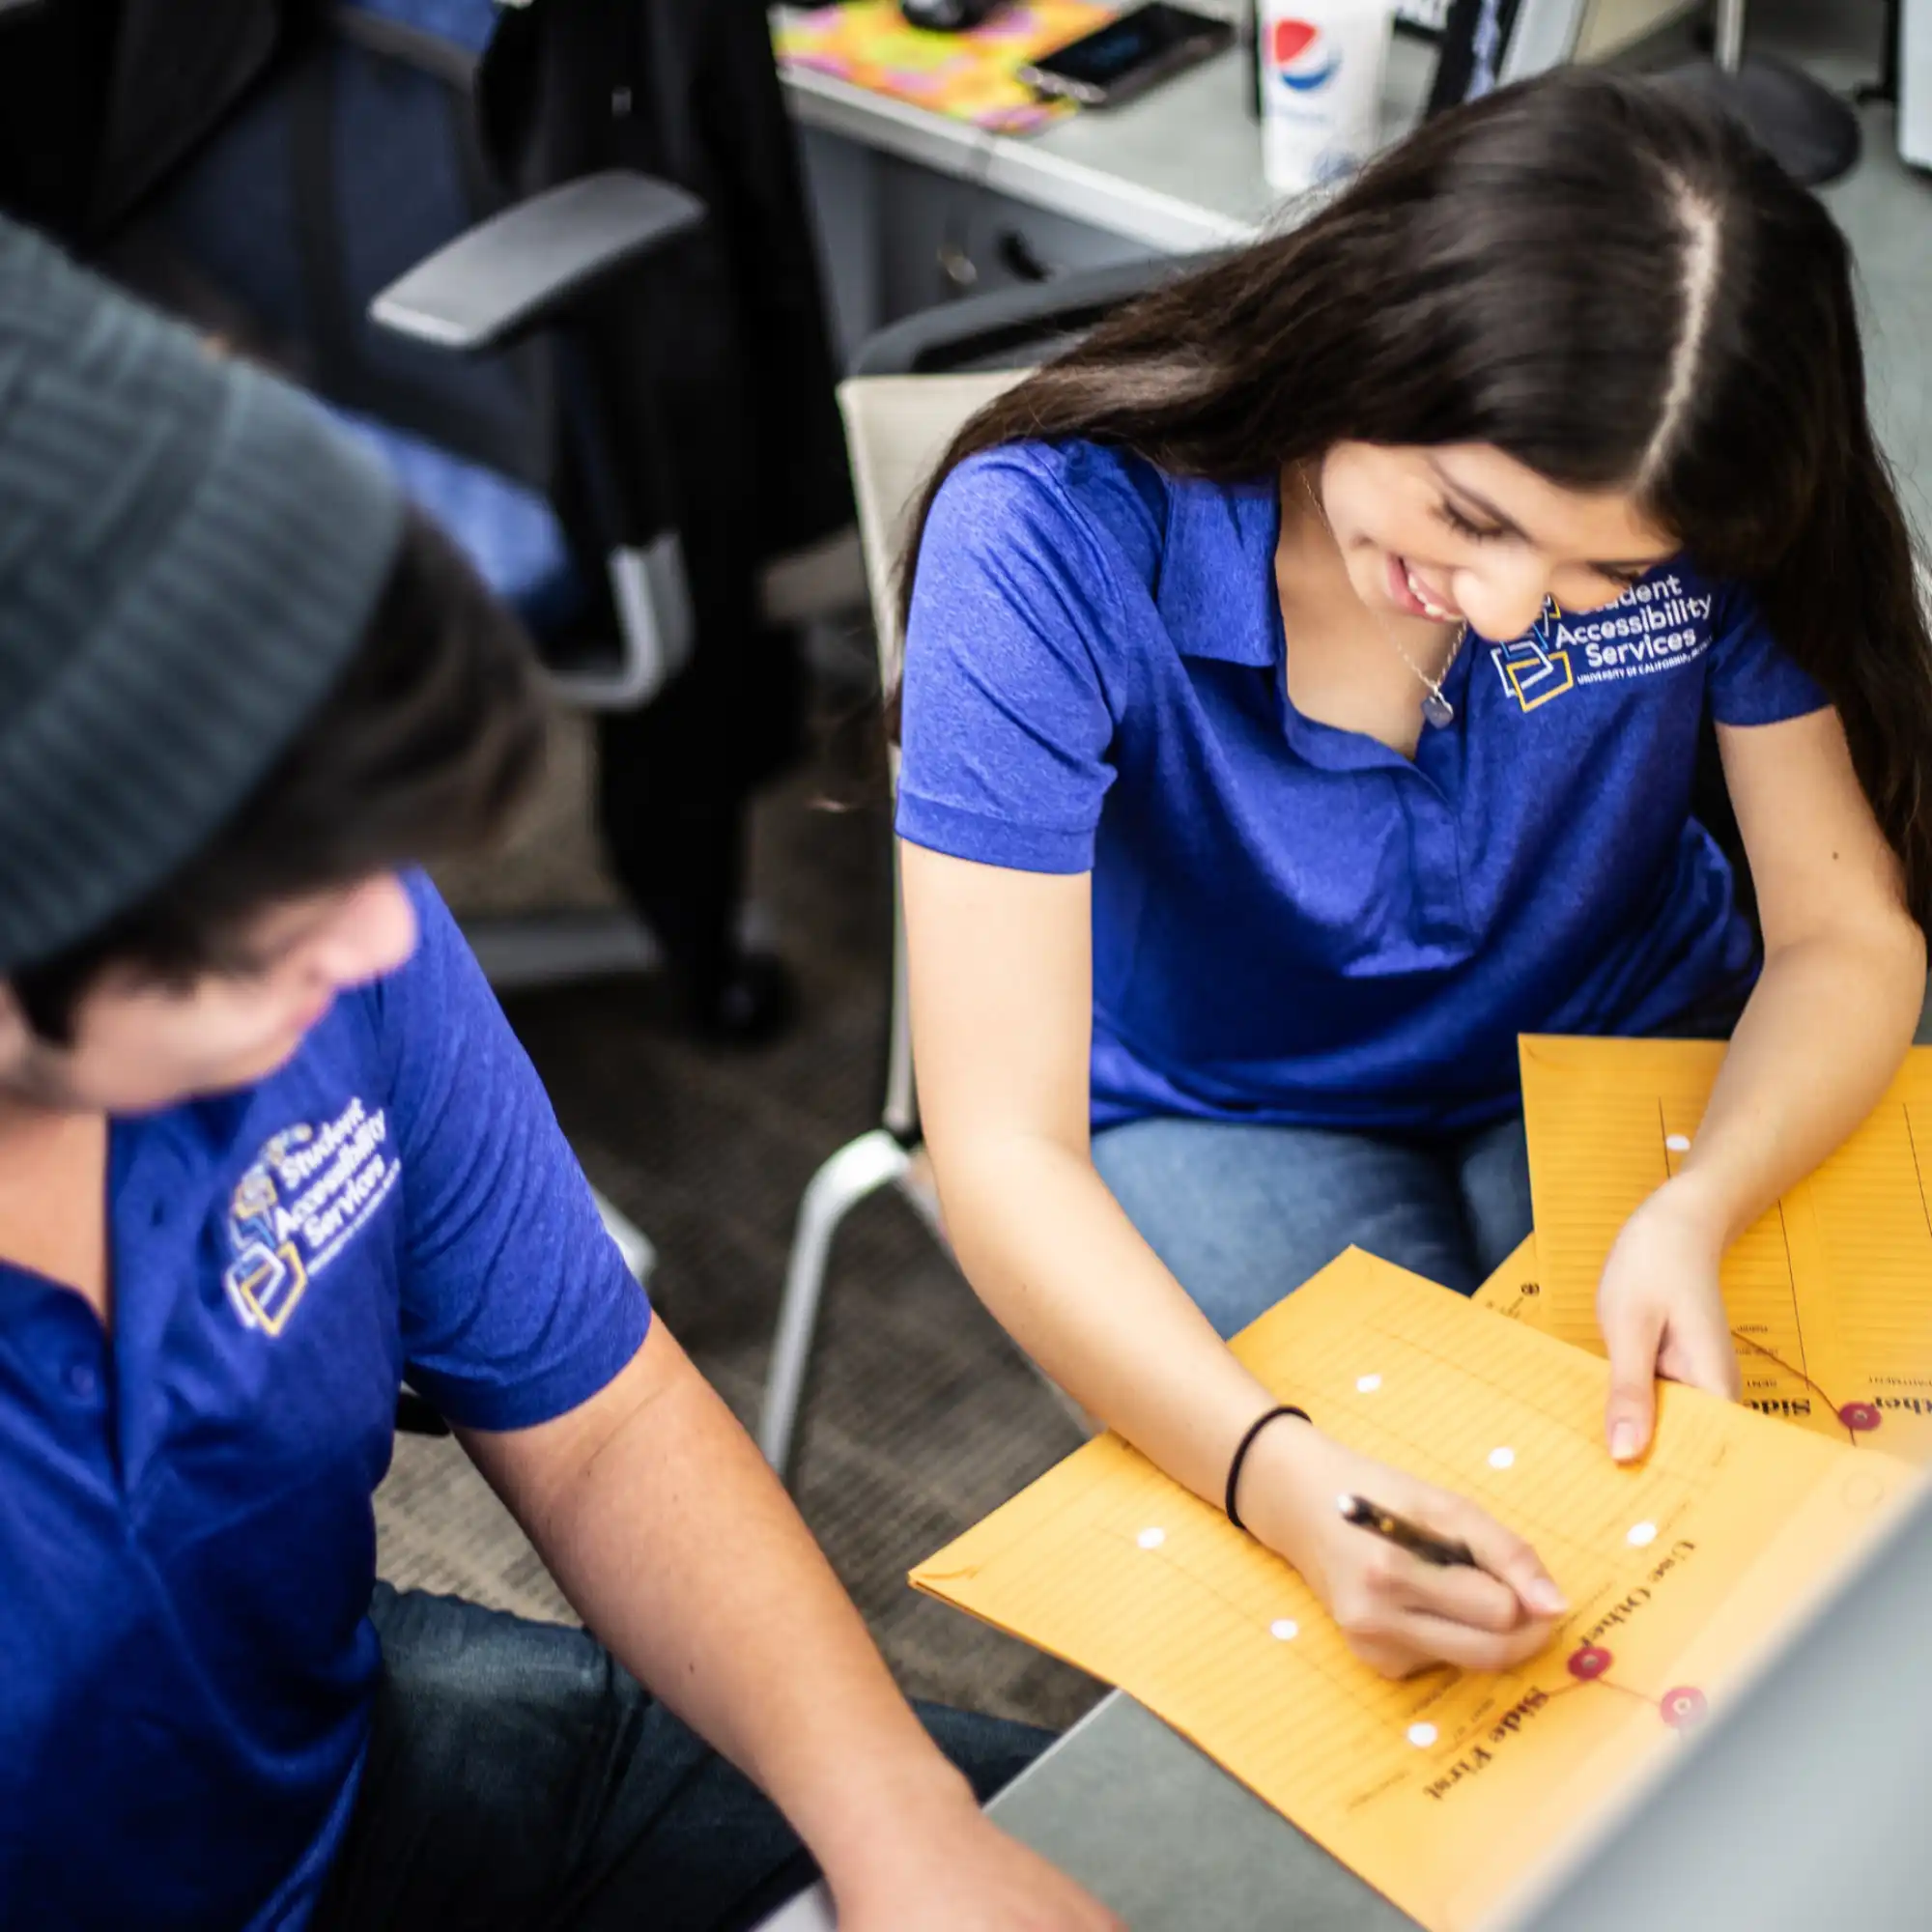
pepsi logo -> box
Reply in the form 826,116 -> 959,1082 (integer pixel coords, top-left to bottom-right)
1269,18 -> 1340,90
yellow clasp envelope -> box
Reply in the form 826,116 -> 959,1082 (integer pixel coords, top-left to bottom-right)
1511,1037 -> 1932,1461
912,1251 -> 1918,1930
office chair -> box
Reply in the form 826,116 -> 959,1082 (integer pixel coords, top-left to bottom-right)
83,0 -> 729,1276
93,0 -> 862,1041
99,2 -> 698,707
757,260 -> 1187,1479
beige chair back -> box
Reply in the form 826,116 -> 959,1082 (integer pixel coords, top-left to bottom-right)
836,372 -> 1030,694
831,369 -> 1027,1145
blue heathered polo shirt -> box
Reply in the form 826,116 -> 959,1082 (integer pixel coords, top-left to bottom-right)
0,874 -> 648,1930
896,442 -> 1828,1130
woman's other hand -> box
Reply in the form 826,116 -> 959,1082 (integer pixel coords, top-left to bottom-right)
1596,1178 -> 1740,1463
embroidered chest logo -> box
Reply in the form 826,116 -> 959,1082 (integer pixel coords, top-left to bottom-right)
1490,638 -> 1575,713
1491,577 -> 1712,713
222,1097 -> 398,1336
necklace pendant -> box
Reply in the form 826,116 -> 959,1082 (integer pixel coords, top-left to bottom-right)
1421,690 -> 1455,729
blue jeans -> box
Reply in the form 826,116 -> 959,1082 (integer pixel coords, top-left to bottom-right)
312,1584 -> 1049,1932
1092,1112 -> 1533,1337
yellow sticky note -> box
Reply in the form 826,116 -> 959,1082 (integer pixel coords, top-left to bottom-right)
1520,1037 -> 1932,1459
775,0 -> 1111,133
913,1250 -> 1916,1932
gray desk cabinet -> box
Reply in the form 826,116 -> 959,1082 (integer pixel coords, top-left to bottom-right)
781,16 -> 1440,358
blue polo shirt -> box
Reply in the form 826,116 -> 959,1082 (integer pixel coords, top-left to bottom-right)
897,442 -> 1828,1130
0,875 -> 648,1930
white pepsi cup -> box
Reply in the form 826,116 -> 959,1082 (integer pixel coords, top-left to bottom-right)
1258,0 -> 1394,194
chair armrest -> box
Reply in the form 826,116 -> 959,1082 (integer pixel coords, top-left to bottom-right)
848,255 -> 1218,376
370,170 -> 705,352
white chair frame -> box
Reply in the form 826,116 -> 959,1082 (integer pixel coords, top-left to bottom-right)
757,372 -> 1028,1478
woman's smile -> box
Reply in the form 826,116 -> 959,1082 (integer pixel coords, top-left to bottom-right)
1385,553 -> 1462,622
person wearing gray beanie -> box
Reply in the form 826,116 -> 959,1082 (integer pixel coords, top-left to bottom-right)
0,208 -> 409,977
0,219 -> 1111,1932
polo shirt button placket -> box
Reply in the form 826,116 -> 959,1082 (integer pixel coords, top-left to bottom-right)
63,1358 -> 101,1406
1399,777 -> 1470,947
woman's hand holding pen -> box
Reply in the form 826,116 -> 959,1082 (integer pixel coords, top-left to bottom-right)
1236,1423 -> 1568,1679
1596,1177 -> 1741,1463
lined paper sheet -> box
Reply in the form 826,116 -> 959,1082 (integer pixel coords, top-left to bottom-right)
1520,1037 -> 1932,1459
913,1252 -> 1916,1932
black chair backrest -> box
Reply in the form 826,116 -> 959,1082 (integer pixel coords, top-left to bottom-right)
0,0 -> 280,243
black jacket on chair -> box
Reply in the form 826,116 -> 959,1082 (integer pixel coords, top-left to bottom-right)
482,0 -> 853,856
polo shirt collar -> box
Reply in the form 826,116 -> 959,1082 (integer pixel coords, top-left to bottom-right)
1155,474 -> 1281,668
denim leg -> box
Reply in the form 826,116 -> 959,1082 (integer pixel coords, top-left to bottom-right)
1451,1113 -> 1535,1286
313,1585 -> 1051,1932
1091,1117 -> 1482,1335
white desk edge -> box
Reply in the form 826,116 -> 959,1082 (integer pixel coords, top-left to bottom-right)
780,61 -> 1264,255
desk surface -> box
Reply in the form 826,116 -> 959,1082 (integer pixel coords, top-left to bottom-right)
991,1694 -> 1418,1930
777,16 -> 1439,253
756,1692 -> 1416,1931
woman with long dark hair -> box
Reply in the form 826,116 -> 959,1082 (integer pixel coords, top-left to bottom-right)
895,71 -> 1930,1678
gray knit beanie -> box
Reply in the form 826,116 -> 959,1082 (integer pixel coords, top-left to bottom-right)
0,217 -> 405,974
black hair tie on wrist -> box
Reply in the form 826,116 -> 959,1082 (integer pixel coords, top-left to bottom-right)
1224,1405 -> 1312,1534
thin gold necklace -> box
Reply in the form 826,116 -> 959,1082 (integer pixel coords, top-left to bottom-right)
1297,469 -> 1468,730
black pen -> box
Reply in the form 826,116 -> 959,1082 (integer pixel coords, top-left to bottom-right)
1337,1492 -> 1478,1570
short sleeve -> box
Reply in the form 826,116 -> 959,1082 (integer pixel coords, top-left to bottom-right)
896,451 -> 1121,874
1705,580 -> 1829,726
372,875 -> 648,1431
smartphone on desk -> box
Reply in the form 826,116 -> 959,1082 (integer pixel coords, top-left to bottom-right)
1019,2 -> 1235,109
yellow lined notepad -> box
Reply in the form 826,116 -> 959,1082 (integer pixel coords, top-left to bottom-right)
912,1251 -> 1916,1931
1519,1037 -> 1932,1459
